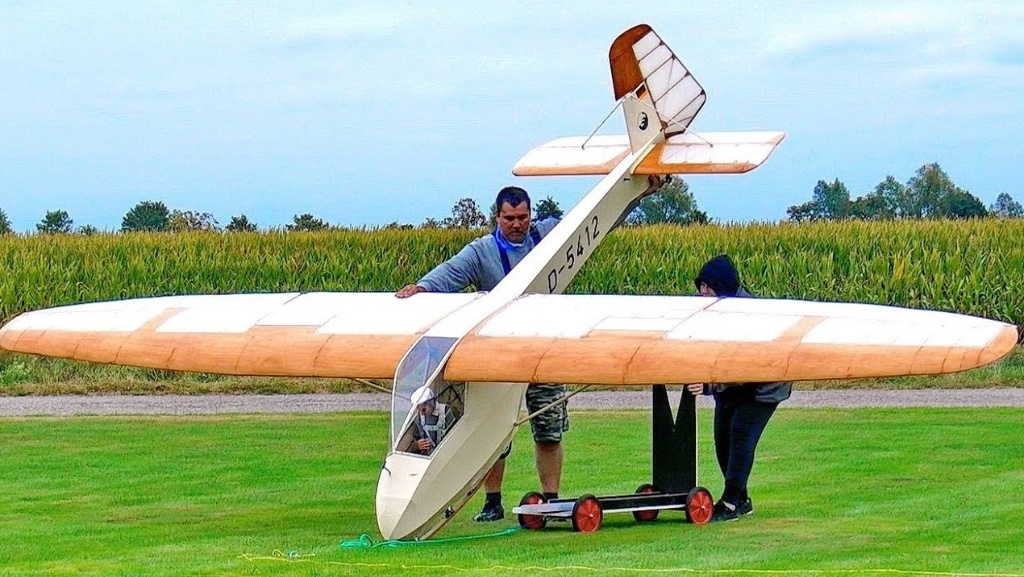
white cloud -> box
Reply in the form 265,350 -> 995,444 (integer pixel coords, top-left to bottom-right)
279,9 -> 419,46
759,1 -> 1023,64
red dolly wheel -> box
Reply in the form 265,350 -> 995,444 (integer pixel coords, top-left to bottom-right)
517,491 -> 547,530
685,487 -> 714,525
632,483 -> 660,522
571,495 -> 603,533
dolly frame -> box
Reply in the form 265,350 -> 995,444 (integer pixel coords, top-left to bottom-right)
512,385 -> 715,532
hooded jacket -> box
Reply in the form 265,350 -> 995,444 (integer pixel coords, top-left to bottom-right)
695,255 -> 792,404
694,254 -> 742,296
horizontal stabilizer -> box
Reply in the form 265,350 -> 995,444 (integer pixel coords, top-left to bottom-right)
512,131 -> 785,176
513,135 -> 632,176
636,131 -> 786,175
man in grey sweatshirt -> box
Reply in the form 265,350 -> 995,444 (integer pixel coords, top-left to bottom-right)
396,186 -> 566,523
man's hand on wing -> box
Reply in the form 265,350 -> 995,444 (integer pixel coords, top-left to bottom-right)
396,284 -> 426,298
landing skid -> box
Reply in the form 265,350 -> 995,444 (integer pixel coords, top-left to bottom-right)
512,385 -> 714,532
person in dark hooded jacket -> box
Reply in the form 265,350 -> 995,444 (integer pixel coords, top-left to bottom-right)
686,254 -> 792,522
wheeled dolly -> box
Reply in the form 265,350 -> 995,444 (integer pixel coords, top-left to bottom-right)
512,385 -> 714,532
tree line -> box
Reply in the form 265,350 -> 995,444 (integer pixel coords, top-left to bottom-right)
0,178 -> 707,235
786,163 -> 1021,221
0,162 -> 1018,236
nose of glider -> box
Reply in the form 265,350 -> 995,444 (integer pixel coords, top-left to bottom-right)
375,382 -> 529,541
375,453 -> 433,541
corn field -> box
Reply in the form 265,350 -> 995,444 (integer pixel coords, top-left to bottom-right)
1,220 -> 1021,332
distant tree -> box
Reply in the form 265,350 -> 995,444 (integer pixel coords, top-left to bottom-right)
839,177 -> 905,221
819,181 -> 849,218
287,213 -> 329,232
77,224 -> 99,235
167,210 -> 219,232
383,221 -> 413,230
847,193 -> 890,220
990,193 -> 1023,218
535,196 -> 564,220
870,175 -> 909,219
785,200 -> 821,222
420,217 -> 443,229
814,179 -> 851,220
442,198 -> 488,229
787,179 -> 850,221
225,214 -> 258,232
121,200 -> 170,232
935,190 -> 988,219
0,207 -> 11,235
905,163 -> 960,219
36,210 -> 74,234
625,176 -> 708,225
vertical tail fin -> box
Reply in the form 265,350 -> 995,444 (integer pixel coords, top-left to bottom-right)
610,24 -> 706,151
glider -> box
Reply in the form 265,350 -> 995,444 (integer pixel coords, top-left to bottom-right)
0,24 -> 1016,541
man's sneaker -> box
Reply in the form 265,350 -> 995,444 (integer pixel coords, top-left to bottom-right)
473,504 -> 504,522
737,497 -> 754,517
711,500 -> 739,522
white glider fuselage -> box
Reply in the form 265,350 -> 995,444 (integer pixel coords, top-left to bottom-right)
375,104 -> 661,539
377,23 -> 801,538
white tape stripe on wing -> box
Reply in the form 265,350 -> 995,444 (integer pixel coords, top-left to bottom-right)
6,293 -> 301,333
478,294 -> 708,338
802,318 -> 1005,348
667,311 -> 800,342
158,292 -> 480,335
475,294 -> 1008,349
8,292 -> 481,336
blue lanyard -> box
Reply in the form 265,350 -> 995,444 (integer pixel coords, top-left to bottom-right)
494,226 -> 542,275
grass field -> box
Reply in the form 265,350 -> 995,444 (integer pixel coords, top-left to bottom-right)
2,409 -> 1022,576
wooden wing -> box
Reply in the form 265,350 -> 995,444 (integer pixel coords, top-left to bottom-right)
445,294 -> 1017,384
0,292 -> 481,379
3,292 -> 1015,385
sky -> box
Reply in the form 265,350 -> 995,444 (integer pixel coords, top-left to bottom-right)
2,1 -> 1023,232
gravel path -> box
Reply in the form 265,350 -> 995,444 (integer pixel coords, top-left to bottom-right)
1,389 -> 1023,417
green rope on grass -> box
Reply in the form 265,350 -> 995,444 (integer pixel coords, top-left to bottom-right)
340,527 -> 519,549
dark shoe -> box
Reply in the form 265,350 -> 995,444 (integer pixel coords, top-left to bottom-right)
473,504 -> 504,522
737,497 -> 754,517
711,500 -> 738,522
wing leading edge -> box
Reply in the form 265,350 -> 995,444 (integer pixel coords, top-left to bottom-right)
0,292 -> 481,379
444,294 -> 1017,384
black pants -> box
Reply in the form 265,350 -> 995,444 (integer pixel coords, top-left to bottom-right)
713,399 -> 778,505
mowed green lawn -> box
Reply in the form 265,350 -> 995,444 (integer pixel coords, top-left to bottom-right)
1,408 -> 1022,576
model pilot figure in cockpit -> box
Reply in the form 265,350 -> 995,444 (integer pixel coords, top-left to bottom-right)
411,386 -> 452,455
